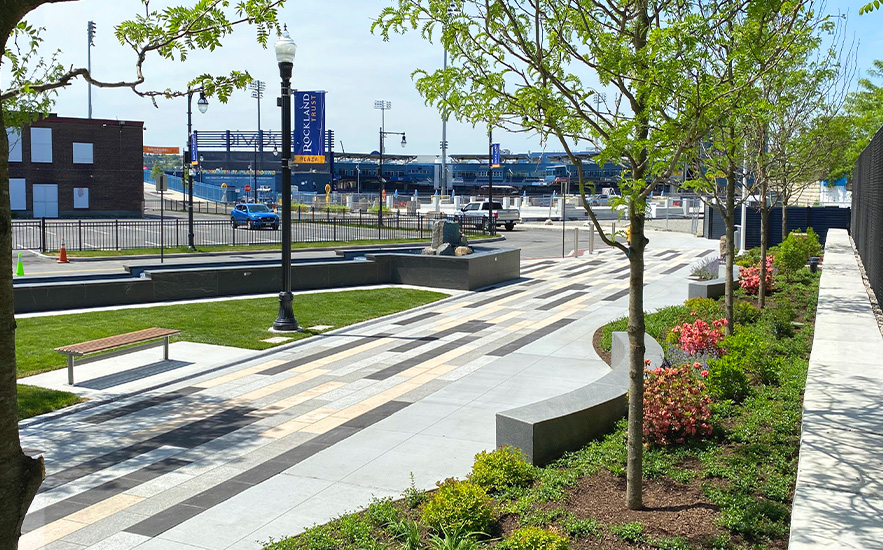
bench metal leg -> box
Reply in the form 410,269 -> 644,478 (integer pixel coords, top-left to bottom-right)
163,336 -> 170,361
67,355 -> 75,385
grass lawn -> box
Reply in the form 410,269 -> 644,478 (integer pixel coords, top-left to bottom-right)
264,263 -> 819,549
17,287 -> 448,419
17,384 -> 85,420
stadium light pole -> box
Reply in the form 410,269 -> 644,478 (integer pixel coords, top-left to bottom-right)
250,80 -> 265,202
186,88 -> 208,250
273,25 -> 299,331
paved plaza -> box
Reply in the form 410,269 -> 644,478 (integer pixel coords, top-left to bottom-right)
15,230 -> 714,550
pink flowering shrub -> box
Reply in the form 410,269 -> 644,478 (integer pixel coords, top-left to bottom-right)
670,318 -> 727,356
643,363 -> 713,446
739,256 -> 775,295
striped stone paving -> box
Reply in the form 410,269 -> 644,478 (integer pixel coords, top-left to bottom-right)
19,233 -> 715,550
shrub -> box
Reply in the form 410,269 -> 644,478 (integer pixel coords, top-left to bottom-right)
498,527 -> 570,550
685,297 -> 721,320
562,517 -> 601,539
469,446 -> 536,494
670,317 -> 727,356
643,363 -> 713,446
739,256 -> 775,295
609,522 -> 645,544
705,354 -> 751,402
775,229 -> 822,280
421,479 -> 495,535
732,300 -> 759,325
760,305 -> 794,338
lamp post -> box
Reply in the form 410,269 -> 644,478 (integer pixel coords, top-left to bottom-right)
377,128 -> 406,228
273,25 -> 298,331
186,88 -> 208,250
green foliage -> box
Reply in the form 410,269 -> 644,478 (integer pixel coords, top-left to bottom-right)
690,256 -> 721,280
365,498 -> 401,529
684,297 -> 722,320
705,354 -> 751,402
759,303 -> 795,339
609,522 -> 645,544
385,517 -> 421,550
421,479 -> 495,535
651,536 -> 691,550
469,446 -> 536,494
426,527 -> 484,550
601,305 -> 691,352
498,527 -> 570,550
775,229 -> 822,280
403,473 -> 428,509
561,517 -> 601,539
732,300 -> 759,325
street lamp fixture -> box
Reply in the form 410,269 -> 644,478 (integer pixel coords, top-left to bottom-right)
186,88 -> 208,250
273,25 -> 298,332
377,128 -> 407,228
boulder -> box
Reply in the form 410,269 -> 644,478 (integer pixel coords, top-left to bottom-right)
454,246 -> 473,256
437,243 -> 455,256
422,246 -> 437,255
432,220 -> 463,248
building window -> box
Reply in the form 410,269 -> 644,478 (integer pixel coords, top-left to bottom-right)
10,179 -> 26,210
73,143 -> 94,164
7,128 -> 22,162
73,188 -> 89,209
30,127 -> 52,163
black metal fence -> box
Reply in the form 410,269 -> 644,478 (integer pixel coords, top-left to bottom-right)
852,126 -> 883,305
12,213 -> 485,252
704,204 -> 851,249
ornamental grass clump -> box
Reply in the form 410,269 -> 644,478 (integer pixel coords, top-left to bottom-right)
643,363 -> 713,446
669,317 -> 727,356
739,256 -> 775,295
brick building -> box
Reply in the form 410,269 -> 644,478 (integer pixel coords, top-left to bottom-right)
6,115 -> 144,218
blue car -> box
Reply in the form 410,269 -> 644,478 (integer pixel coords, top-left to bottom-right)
231,203 -> 280,230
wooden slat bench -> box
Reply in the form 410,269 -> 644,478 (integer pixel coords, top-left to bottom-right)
55,328 -> 181,385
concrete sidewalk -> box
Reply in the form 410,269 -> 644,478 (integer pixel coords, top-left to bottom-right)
19,231 -> 715,550
789,229 -> 883,549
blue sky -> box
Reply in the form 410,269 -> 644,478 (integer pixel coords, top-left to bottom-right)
3,0 -> 878,158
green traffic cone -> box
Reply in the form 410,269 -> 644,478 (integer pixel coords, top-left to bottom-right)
15,253 -> 24,277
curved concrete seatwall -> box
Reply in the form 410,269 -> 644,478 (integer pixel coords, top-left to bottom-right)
495,331 -> 664,465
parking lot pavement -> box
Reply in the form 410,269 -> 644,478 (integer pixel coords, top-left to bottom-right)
18,230 -> 716,550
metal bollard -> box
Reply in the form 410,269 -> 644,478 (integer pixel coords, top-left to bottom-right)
574,228 -> 580,258
589,226 -> 595,255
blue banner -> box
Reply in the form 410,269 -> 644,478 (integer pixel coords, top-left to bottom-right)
491,143 -> 500,168
189,132 -> 198,165
294,91 -> 326,164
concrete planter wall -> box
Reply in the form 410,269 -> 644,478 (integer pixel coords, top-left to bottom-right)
496,331 -> 664,465
13,247 -> 520,314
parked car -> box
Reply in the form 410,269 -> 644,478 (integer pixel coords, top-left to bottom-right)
231,203 -> 280,230
459,200 -> 521,231
588,193 -> 620,206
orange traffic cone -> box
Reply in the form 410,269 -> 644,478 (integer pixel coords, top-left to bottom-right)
57,237 -> 70,264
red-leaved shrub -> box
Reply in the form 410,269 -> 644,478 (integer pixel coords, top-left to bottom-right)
670,318 -> 727,356
739,256 -> 775,295
643,363 -> 713,446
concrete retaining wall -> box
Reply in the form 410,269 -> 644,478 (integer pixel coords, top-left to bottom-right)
13,247 -> 520,313
496,331 -> 664,465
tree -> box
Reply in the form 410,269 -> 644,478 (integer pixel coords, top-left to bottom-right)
0,2 -> 285,547
374,0 -> 812,509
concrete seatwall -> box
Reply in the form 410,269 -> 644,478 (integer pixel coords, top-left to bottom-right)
496,331 -> 664,465
13,248 -> 520,313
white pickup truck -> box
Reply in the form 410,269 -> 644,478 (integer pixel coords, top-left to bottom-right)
459,200 -> 521,231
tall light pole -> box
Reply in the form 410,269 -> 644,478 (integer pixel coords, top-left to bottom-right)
87,21 -> 96,118
440,2 -> 456,194
273,25 -> 298,331
186,88 -> 208,250
250,80 -> 265,202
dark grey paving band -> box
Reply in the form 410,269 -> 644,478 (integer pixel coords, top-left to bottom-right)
258,333 -> 393,376
534,283 -> 589,300
124,401 -> 411,538
83,387 -> 203,424
661,262 -> 691,274
486,318 -> 577,357
367,334 -> 481,381
392,312 -> 440,325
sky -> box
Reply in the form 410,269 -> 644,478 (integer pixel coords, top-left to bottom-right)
3,0 -> 878,159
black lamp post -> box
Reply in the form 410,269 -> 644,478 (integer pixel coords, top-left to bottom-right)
273,26 -> 298,331
377,128 -> 406,227
186,88 -> 208,250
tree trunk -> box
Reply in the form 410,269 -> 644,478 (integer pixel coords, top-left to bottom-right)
781,200 -> 788,240
723,157 -> 736,335
759,177 -> 769,308
626,204 -> 646,510
0,111 -> 45,549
